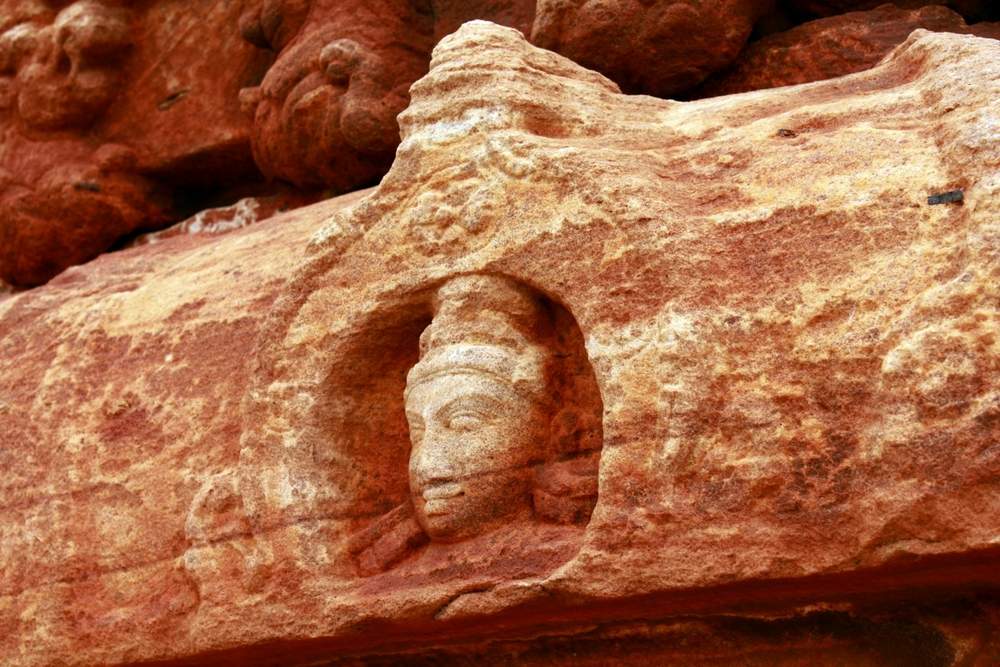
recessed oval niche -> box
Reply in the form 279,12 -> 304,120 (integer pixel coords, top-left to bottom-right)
301,273 -> 604,581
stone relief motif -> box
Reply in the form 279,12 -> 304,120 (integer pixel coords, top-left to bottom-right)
237,0 -> 434,191
0,1 -> 270,287
235,0 -> 543,195
0,1 -> 132,129
0,0 -> 132,130
347,274 -> 603,575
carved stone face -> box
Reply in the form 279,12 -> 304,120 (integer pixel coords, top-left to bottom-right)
238,0 -> 432,191
405,347 -> 546,543
1,1 -> 133,129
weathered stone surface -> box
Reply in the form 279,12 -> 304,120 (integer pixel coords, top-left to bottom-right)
1,20 -> 999,666
0,0 -> 270,287
127,188 -> 318,248
237,0 -> 434,191
432,0 -> 537,43
530,0 -> 774,96
0,136 -> 171,286
696,4 -> 978,97
237,0 -> 540,192
783,0 -> 997,21
100,1 -> 271,182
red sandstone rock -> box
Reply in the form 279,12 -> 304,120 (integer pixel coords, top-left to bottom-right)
696,4 -> 975,96
530,0 -> 774,96
971,21 -> 1000,39
0,135 -> 172,286
784,0 -> 997,22
98,1 -> 271,183
0,0 -> 270,287
432,0 -> 537,42
237,0 -> 538,192
126,189 -> 320,248
237,0 -> 434,191
1,22 -> 997,665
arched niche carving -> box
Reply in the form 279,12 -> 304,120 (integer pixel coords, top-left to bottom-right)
238,273 -> 603,584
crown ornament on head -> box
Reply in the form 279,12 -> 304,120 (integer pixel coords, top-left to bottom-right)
405,274 -> 551,402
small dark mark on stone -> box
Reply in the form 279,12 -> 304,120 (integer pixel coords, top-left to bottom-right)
158,89 -> 189,111
74,181 -> 101,192
927,189 -> 963,205
776,128 -> 797,138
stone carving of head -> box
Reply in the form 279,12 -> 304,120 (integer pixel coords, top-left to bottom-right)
404,274 -> 554,542
237,0 -> 432,191
347,274 -> 601,575
0,1 -> 133,129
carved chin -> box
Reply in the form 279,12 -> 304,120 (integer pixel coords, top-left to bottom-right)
413,474 -> 533,543
419,516 -> 463,543
413,499 -> 472,543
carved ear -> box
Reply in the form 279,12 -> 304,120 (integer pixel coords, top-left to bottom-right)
532,450 -> 600,525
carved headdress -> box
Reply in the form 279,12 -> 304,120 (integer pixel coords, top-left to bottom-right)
404,274 -> 552,403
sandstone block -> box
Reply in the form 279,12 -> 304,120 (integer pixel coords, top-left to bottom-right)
531,0 -> 775,96
785,1 -> 997,22
0,0 -> 271,287
0,19 -> 998,666
696,4 -> 976,96
237,0 -> 434,191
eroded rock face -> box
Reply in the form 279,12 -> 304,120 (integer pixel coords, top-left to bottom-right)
785,0 -> 998,22
237,0 -> 434,191
0,0 -> 271,287
4,1 -> 998,289
432,0 -> 537,42
236,0 -> 538,192
531,0 -> 775,95
1,0 -> 132,129
1,21 -> 997,666
696,4 -> 974,96
0,142 -> 170,285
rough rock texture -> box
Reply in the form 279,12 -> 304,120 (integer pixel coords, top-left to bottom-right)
7,1 -> 996,290
531,0 -> 775,96
0,0 -> 271,287
1,20 -> 999,666
697,4 -> 986,97
126,189 -> 319,248
236,0 -> 539,193
783,0 -> 998,21
432,0 -> 537,43
237,0 -> 433,191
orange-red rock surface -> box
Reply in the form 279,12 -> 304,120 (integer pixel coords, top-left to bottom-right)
698,3 -> 996,96
531,0 -> 774,96
3,1 -> 998,288
237,0 -> 433,191
0,0 -> 271,287
787,0 -> 997,21
1,20 -> 998,665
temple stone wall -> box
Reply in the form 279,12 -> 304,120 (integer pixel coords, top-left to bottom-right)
0,4 -> 998,667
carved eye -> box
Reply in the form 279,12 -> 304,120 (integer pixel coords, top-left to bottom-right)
437,395 -> 501,433
447,412 -> 487,432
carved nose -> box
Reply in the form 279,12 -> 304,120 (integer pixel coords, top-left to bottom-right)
411,439 -> 459,488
